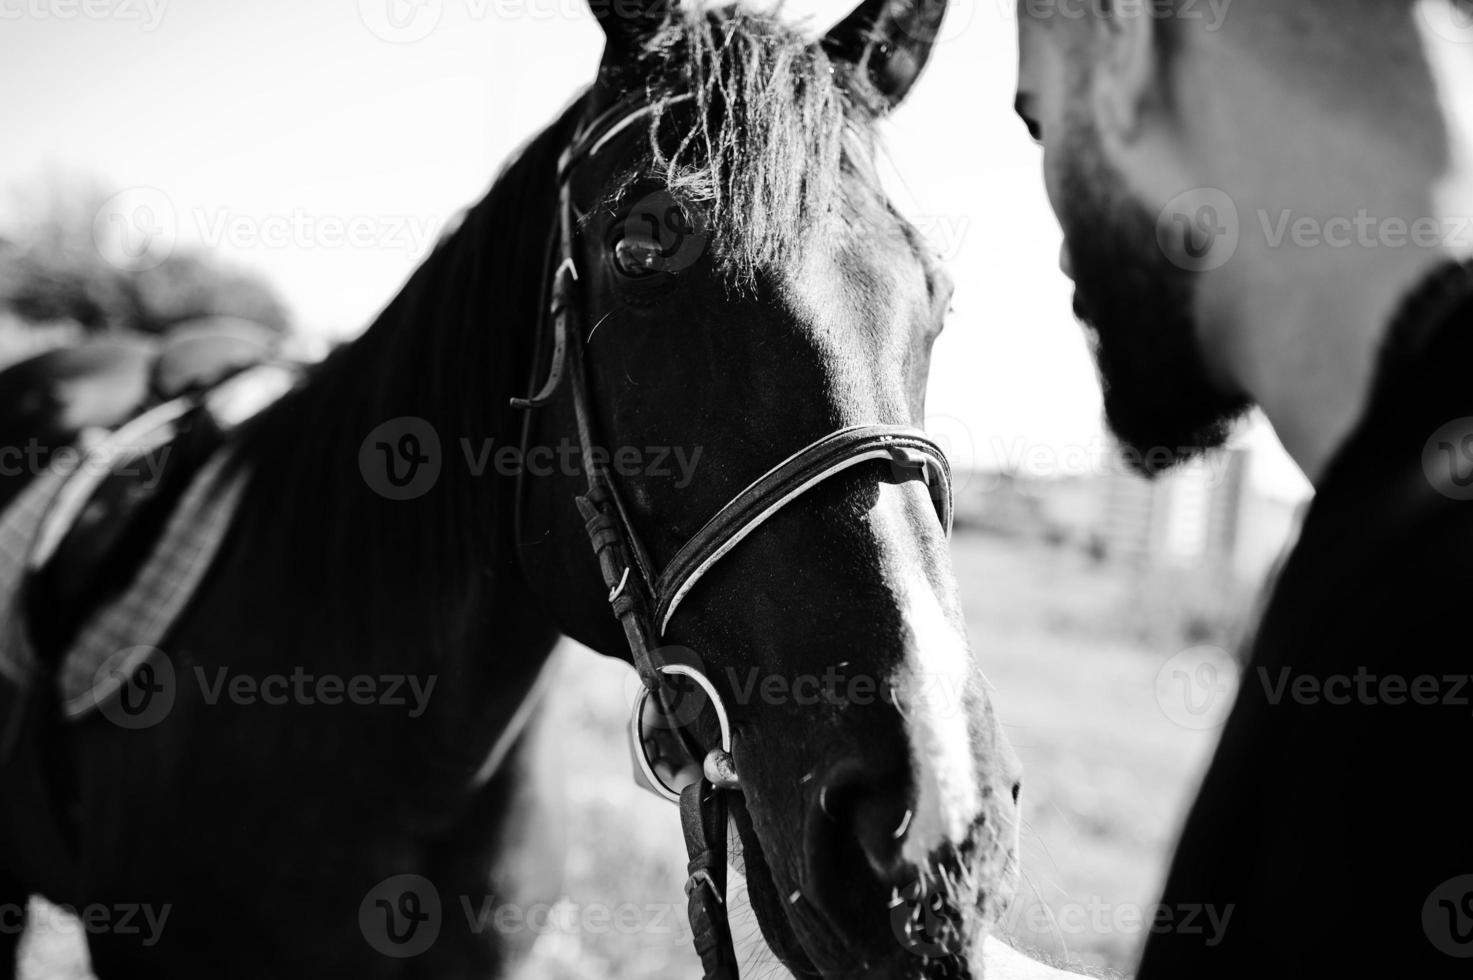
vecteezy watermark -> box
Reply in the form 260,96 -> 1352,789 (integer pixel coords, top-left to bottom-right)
359,876 -> 694,958
1423,418 -> 1473,501
621,655 -> 977,729
361,874 -> 442,958
92,190 -> 443,270
1257,209 -> 1473,252
0,439 -> 171,488
0,0 -> 168,30
987,434 -> 1240,487
91,648 -> 439,729
890,877 -> 969,958
1424,875 -> 1473,958
1157,187 -> 1241,273
1257,666 -> 1473,713
194,207 -> 442,253
1158,190 -> 1473,272
1419,0 -> 1473,45
460,895 -> 693,939
0,900 -> 172,946
356,0 -> 443,43
355,0 -> 668,42
93,187 -> 178,272
618,189 -> 709,275
94,646 -> 178,730
358,417 -> 705,501
892,0 -> 976,45
1155,645 -> 1240,730
194,667 -> 437,717
923,414 -> 992,494
913,215 -> 973,263
1015,0 -> 1234,32
1009,897 -> 1235,947
359,417 -> 443,501
723,666 -> 971,717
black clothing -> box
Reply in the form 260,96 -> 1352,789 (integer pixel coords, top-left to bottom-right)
1137,260 -> 1473,977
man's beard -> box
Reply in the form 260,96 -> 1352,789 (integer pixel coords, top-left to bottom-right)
1057,116 -> 1251,477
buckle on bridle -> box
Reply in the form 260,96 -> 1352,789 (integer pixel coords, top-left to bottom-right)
685,868 -> 725,904
608,566 -> 630,602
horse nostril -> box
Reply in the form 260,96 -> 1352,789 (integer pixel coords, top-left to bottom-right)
1011,780 -> 1021,805
813,763 -> 912,887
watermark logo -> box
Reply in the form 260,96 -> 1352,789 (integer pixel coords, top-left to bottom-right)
924,414 -> 993,494
621,190 -> 709,275
623,646 -> 714,734
93,652 -> 439,727
92,187 -> 177,271
0,439 -> 172,487
1257,666 -> 1473,711
1014,0 -> 1233,33
359,419 -> 704,499
1424,875 -> 1473,957
94,646 -> 176,730
890,878 -> 966,958
361,874 -> 442,957
913,214 -> 972,263
987,435 -> 1238,487
1423,419 -> 1473,501
0,0 -> 168,31
357,0 -> 443,42
193,207 -> 441,253
891,0 -> 976,47
1155,645 -> 1238,730
1009,896 -> 1234,945
360,417 -> 443,500
195,667 -> 438,717
0,900 -> 172,945
1258,209 -> 1473,252
1158,188 -> 1239,272
1419,0 -> 1473,44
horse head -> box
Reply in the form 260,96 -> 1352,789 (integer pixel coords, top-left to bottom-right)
517,3 -> 1022,976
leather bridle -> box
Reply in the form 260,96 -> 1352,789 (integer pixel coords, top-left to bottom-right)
512,92 -> 955,979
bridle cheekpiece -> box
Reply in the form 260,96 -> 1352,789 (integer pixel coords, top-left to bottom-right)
512,91 -> 954,980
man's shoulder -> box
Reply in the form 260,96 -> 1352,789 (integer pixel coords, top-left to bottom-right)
1255,387 -> 1473,666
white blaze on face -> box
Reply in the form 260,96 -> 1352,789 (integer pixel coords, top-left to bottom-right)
871,486 -> 981,867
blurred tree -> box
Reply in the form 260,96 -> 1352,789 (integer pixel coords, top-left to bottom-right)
0,177 -> 290,348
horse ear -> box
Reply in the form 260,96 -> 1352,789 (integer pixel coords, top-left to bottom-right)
586,0 -> 671,54
821,0 -> 949,111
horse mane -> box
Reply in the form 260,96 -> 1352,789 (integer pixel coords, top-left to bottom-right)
230,99 -> 585,656
636,4 -> 881,283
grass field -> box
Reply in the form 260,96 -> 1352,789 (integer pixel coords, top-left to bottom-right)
19,531 -> 1233,979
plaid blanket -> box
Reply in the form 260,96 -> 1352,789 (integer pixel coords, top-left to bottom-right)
0,436 -> 250,720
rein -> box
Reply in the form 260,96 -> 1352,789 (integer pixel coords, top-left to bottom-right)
512,93 -> 955,980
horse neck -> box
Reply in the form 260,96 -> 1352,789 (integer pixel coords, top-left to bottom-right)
235,103 -> 581,673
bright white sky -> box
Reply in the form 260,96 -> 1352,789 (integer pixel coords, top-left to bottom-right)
0,0 -> 1310,500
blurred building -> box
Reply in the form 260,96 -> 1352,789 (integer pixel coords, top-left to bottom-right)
965,446 -> 1306,586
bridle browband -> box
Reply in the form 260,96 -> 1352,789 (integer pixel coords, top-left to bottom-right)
512,92 -> 954,980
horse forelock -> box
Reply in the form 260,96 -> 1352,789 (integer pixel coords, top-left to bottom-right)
623,3 -> 883,285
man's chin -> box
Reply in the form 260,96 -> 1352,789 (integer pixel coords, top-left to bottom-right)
1102,396 -> 1248,478
1070,304 -> 1251,476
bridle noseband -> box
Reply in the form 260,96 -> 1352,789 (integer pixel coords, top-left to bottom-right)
512,93 -> 955,979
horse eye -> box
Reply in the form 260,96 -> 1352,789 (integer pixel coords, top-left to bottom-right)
612,234 -> 665,279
